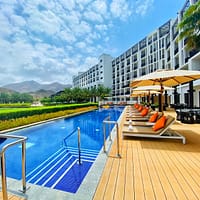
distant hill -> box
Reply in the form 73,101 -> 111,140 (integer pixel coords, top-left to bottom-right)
29,89 -> 55,99
2,80 -> 72,93
0,87 -> 16,94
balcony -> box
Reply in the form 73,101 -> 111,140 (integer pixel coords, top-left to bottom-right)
123,83 -> 129,88
185,57 -> 190,63
189,49 -> 198,57
141,71 -> 146,76
174,48 -> 178,55
166,42 -> 170,49
175,64 -> 179,69
141,62 -> 146,67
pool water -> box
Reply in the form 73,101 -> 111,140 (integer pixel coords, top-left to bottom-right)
1,106 -> 123,193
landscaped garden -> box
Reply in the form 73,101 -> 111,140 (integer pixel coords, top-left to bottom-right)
0,103 -> 98,131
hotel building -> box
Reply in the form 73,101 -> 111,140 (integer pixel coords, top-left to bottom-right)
112,0 -> 200,107
73,0 -> 200,107
73,54 -> 113,89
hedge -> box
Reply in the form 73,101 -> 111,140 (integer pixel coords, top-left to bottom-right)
0,103 -> 31,108
0,106 -> 97,131
0,103 -> 98,121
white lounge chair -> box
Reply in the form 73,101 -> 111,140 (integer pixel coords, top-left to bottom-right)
122,115 -> 186,144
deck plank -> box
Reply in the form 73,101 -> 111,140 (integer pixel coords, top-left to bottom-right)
142,142 -> 167,200
113,140 -> 127,200
94,109 -> 200,200
92,156 -> 114,200
133,141 -> 145,200
124,142 -> 134,200
162,142 -> 200,199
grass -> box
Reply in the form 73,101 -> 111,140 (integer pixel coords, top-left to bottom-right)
0,104 -> 98,131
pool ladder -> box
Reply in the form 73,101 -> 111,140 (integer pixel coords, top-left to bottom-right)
0,134 -> 28,200
103,115 -> 121,158
63,127 -> 81,165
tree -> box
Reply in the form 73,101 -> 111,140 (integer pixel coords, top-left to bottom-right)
178,1 -> 200,50
96,85 -> 111,100
89,87 -> 98,102
20,93 -> 34,103
0,92 -> 10,103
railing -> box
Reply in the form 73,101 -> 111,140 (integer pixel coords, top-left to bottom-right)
103,116 -> 121,158
63,127 -> 81,164
0,134 -> 28,200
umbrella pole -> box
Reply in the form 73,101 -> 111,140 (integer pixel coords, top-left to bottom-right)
189,81 -> 194,109
159,82 -> 164,113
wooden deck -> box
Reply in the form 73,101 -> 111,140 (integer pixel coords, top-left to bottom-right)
0,193 -> 25,200
1,110 -> 200,200
93,110 -> 200,200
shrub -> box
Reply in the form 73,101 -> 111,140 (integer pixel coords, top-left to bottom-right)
0,103 -> 98,121
0,106 -> 97,131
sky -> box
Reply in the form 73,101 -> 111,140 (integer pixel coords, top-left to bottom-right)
0,0 -> 186,86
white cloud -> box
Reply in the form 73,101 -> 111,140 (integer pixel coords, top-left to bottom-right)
110,0 -> 132,20
59,0 -> 76,11
0,13 -> 13,37
95,24 -> 108,32
82,56 -> 98,69
135,0 -> 154,16
76,41 -> 87,49
59,30 -> 77,43
0,0 -> 141,86
83,10 -> 103,23
90,0 -> 107,15
27,10 -> 61,35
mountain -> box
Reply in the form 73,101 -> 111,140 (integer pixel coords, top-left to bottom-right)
2,80 -> 71,93
29,89 -> 55,99
0,87 -> 16,94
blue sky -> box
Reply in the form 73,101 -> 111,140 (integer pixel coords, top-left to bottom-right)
0,0 -> 186,86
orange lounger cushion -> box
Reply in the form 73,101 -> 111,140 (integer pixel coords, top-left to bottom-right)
152,115 -> 166,131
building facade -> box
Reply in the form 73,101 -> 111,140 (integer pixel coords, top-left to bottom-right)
73,0 -> 200,107
112,0 -> 200,106
73,54 -> 113,90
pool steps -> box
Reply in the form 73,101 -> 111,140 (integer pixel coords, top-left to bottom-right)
26,147 -> 99,192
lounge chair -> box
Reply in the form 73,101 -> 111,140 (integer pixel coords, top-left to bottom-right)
124,120 -> 156,126
122,115 -> 186,144
126,111 -> 162,122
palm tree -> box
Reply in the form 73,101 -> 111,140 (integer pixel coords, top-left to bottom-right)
89,87 -> 98,102
96,85 -> 111,101
178,1 -> 200,50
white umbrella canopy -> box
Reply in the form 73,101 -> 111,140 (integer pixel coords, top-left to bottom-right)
131,90 -> 160,97
131,85 -> 172,105
130,69 -> 200,88
132,85 -> 173,92
130,69 -> 200,112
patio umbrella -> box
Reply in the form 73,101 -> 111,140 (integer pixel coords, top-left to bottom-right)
130,69 -> 200,112
131,85 -> 173,105
131,85 -> 173,92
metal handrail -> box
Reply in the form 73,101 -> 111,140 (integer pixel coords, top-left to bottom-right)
103,116 -> 121,158
0,134 -> 28,200
63,128 -> 77,148
63,127 -> 81,165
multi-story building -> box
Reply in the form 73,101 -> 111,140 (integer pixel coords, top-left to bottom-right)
73,0 -> 200,107
73,54 -> 113,90
112,0 -> 200,107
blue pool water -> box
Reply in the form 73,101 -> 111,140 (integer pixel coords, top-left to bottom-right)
0,106 -> 123,193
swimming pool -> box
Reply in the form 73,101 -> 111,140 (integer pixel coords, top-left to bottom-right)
1,106 -> 123,193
